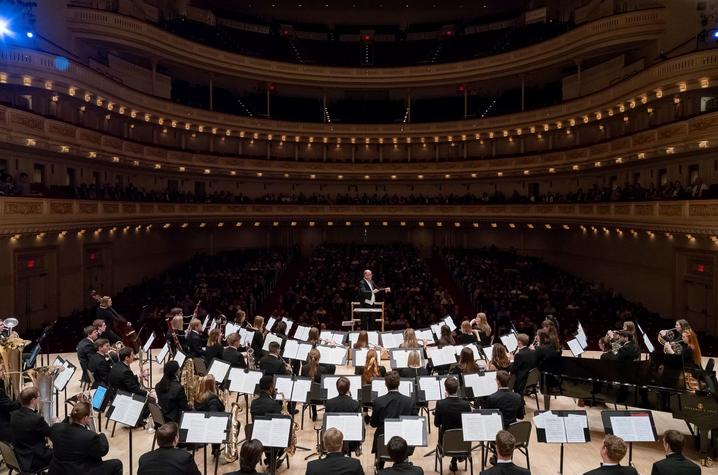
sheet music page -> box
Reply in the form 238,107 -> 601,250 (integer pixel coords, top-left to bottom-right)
367,331 -> 380,346
209,319 -> 218,333
430,346 -> 458,366
294,326 -> 310,341
482,346 -> 493,361
320,330 -> 332,342
463,372 -> 498,397
418,377 -> 442,401
53,361 -> 75,391
274,376 -> 294,401
110,394 -> 145,427
544,414 -> 567,443
500,334 -> 518,353
610,416 -> 654,442
142,332 -> 156,353
575,332 -> 588,350
461,413 -> 504,441
174,350 -> 186,367
252,418 -> 291,448
325,414 -> 363,441
371,379 -> 388,398
564,414 -> 588,443
642,334 -> 655,353
430,324 -> 443,337
392,350 -> 410,368
201,315 -> 210,332
262,333 -> 283,352
317,345 -> 345,365
229,369 -> 263,394
567,339 -> 584,357
240,329 -> 255,347
415,329 -> 435,344
266,317 -> 276,332
443,316 -> 457,332
291,378 -> 312,403
222,322 -> 235,338
461,344 -> 480,359
282,340 -> 300,360
296,343 -> 312,361
181,413 -> 208,443
384,418 -> 425,446
155,343 -> 170,364
52,356 -> 64,367
353,348 -> 369,366
208,359 -> 231,382
379,332 -> 398,349
532,410 -> 551,429
284,319 -> 294,335
398,380 -> 414,397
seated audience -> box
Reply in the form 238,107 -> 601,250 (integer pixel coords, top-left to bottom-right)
137,422 -> 201,475
378,436 -> 423,475
479,430 -> 530,475
305,428 -> 364,475
434,377 -> 471,472
10,386 -> 52,472
650,429 -> 700,474
583,435 -> 638,475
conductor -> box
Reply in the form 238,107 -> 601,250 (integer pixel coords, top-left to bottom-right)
358,269 -> 390,330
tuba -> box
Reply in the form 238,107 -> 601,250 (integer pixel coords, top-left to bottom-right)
221,389 -> 242,463
26,366 -> 59,424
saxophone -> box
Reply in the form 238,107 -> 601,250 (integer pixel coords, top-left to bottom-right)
180,357 -> 200,405
278,392 -> 298,456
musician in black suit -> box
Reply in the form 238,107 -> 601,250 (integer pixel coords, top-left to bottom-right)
186,319 -> 205,358
325,377 -> 362,454
583,435 -> 638,475
508,334 -> 536,395
378,436 -> 423,475
92,319 -> 121,346
95,296 -> 123,344
155,361 -> 189,424
479,431 -> 530,475
250,375 -> 283,419
223,333 -> 246,368
259,342 -> 292,376
10,387 -> 52,472
651,430 -> 701,475
306,428 -> 364,475
0,366 -> 20,442
358,269 -> 391,330
225,439 -> 266,475
434,376 -> 471,472
370,371 -> 418,468
616,331 -> 640,362
108,347 -> 147,397
88,339 -> 113,389
77,325 -> 99,384
49,401 -> 123,475
483,370 -> 525,429
138,422 -> 201,475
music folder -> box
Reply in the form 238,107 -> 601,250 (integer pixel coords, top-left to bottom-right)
207,358 -> 231,383
567,338 -> 584,357
389,349 -> 425,369
107,390 -> 146,428
173,350 -> 187,368
534,410 -> 590,444
179,411 -> 231,444
251,415 -> 293,448
155,342 -> 170,364
317,344 -> 347,366
601,410 -> 657,442
384,416 -> 428,447
53,358 -> 76,392
274,375 -> 313,403
461,410 -> 504,442
322,374 -> 361,401
323,412 -> 364,441
228,368 -> 263,394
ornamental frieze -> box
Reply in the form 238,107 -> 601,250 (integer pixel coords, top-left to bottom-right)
9,112 -> 43,130
78,202 -> 98,214
4,201 -> 42,215
49,202 -> 73,214
657,123 -> 688,140
47,122 -> 75,137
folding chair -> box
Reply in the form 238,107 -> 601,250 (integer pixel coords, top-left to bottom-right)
435,428 -> 473,475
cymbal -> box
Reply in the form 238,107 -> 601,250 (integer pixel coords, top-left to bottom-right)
3,318 -> 19,329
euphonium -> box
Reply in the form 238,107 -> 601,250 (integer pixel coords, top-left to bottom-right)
657,328 -> 682,354
222,389 -> 242,463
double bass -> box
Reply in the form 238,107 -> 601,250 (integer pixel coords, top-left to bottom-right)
89,290 -> 140,353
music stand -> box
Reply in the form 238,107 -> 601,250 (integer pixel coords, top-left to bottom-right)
52,356 -> 76,418
179,410 -> 231,475
461,410 -> 504,469
370,378 -> 414,400
228,368 -> 263,425
251,415 -> 293,475
384,416 -> 428,447
91,385 -> 110,432
534,410 -> 590,475
601,410 -> 657,466
207,358 -> 231,384
107,390 -> 147,475
141,331 -> 156,387
462,372 -> 498,399
155,342 -> 170,365
321,412 -> 365,458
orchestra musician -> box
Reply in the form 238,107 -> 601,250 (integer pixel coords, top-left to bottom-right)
109,347 -> 148,397
195,375 -> 224,456
166,314 -> 185,355
582,435 -> 638,475
508,334 -> 536,394
451,348 -> 480,376
250,316 -> 266,357
77,325 -> 99,386
95,296 -> 125,344
137,422 -> 201,475
607,321 -> 637,353
0,366 -> 20,442
483,371 -> 525,429
361,349 -> 386,385
534,329 -> 561,369
10,387 -> 53,473
155,361 -> 189,424
398,351 -> 428,379
224,439 -> 263,475
186,319 -> 205,358
615,331 -> 640,362
479,431 -> 530,475
664,329 -> 703,372
250,375 -> 284,464
88,338 -> 114,389
222,333 -> 247,368
203,329 -> 223,368
358,269 -> 391,330
659,319 -> 692,355
234,309 -> 250,329
400,329 -> 424,349
434,377 -> 471,472
488,343 -> 511,372
456,320 -> 480,346
92,319 -> 120,346
469,313 -> 493,346
651,430 -> 701,474
306,428 -> 364,475
370,371 -> 417,469
598,336 -> 617,361
378,436 -> 423,475
258,341 -> 292,376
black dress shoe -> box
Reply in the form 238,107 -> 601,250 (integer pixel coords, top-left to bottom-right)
449,461 -> 459,472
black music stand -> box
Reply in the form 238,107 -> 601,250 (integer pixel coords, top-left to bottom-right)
534,410 -> 590,475
141,331 -> 156,388
601,410 -> 657,466
273,375 -> 312,452
228,368 -> 263,425
107,391 -> 147,475
251,415 -> 292,475
384,416 -> 428,447
179,411 -> 231,475
52,356 -> 76,418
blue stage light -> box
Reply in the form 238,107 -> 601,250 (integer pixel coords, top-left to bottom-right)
0,19 -> 11,37
713,30 -> 718,39
25,31 -> 33,38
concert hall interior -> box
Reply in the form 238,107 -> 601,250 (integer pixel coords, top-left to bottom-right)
1,0 -> 718,474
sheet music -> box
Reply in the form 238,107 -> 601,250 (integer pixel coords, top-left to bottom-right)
544,413 -> 567,443
430,323 -> 443,337
642,333 -> 655,353
181,413 -> 229,443
567,338 -> 584,357
418,377 -> 442,401
380,332 -> 403,349
284,319 -> 295,335
415,329 -> 435,344
142,332 -> 156,353
262,333 -> 284,352
109,394 -> 145,427
610,415 -> 654,442
461,412 -> 504,441
371,379 -> 413,398
565,414 -> 588,443
443,316 -> 457,332
274,376 -> 295,401
384,417 -> 426,446
53,360 -> 75,391
317,345 -> 346,366
266,317 -> 276,332
456,344 -> 479,359
251,418 -> 292,448
348,331 -> 380,346
282,340 -> 312,361
201,315 -> 210,332
294,325 -> 310,341
209,319 -> 217,333
482,346 -> 493,361
155,343 -> 170,364
290,378 -> 312,403
52,356 -> 64,367
429,346 -> 458,366
208,359 -> 231,382
174,350 -> 186,367
323,375 -> 362,400
500,334 -> 518,353
239,328 -> 254,347
353,348 -> 369,366
325,414 -> 363,441
532,410 -> 550,429
228,368 -> 263,394
391,349 -> 420,368
224,322 -> 239,338
463,372 -> 498,397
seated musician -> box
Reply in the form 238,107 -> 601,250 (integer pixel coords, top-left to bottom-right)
234,309 -> 250,329
508,334 -> 537,394
93,319 -> 120,346
155,361 -> 189,424
483,370 -> 525,429
95,296 -> 124,344
10,387 -> 52,473
664,329 -> 703,372
250,316 -> 266,357
658,319 -> 692,354
434,325 -> 456,375
598,336 -> 617,361
400,329 -> 424,349
167,313 -> 186,355
362,349 -> 386,385
259,342 -> 292,376
456,320 -> 479,346
540,317 -> 562,352
77,325 -> 99,386
533,329 -> 561,369
616,331 -> 640,362
469,313 -> 493,346
377,436 -> 423,475
488,344 -> 511,372
222,333 -> 246,368
109,347 -> 148,397
434,377 -> 471,472
0,366 -> 19,442
203,329 -> 223,368
186,318 -> 205,358
583,435 -> 638,475
651,429 -> 701,474
398,350 -> 428,378
607,322 -> 637,353
306,428 -> 364,475
326,377 -> 362,455
479,431 -> 530,475
370,371 -> 418,469
137,422 -> 201,475
88,338 -> 114,389
301,348 -> 334,420
49,401 -> 123,475
195,375 -> 225,456
224,438 -> 265,475
308,327 -> 322,347
250,375 -> 284,464
451,348 -> 480,376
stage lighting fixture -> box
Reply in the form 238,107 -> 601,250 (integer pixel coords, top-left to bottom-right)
0,19 -> 11,37
25,31 -> 32,38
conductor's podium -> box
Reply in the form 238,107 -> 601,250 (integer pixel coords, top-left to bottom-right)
346,302 -> 385,331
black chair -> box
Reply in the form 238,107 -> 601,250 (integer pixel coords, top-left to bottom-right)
435,428 -> 473,475
147,402 -> 166,450
374,434 -> 392,472
522,368 -> 541,410
0,440 -> 49,475
508,420 -> 531,470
